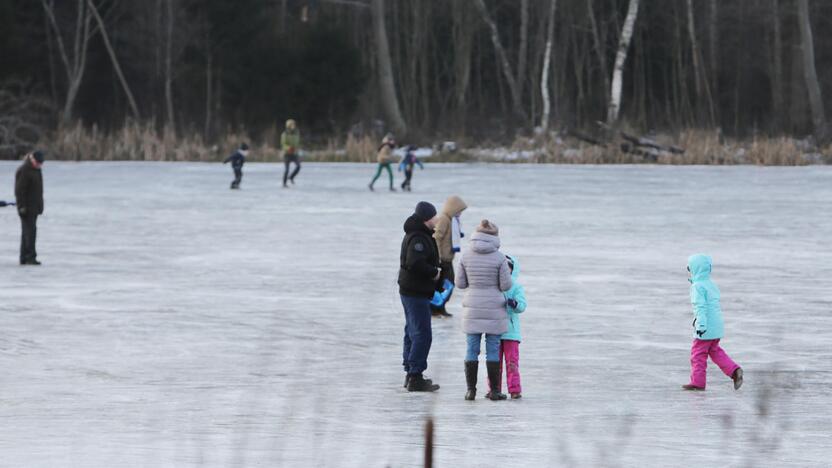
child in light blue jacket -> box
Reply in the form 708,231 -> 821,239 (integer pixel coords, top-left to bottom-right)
496,255 -> 527,399
683,254 -> 743,391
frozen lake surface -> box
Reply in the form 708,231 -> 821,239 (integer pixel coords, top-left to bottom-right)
2,161 -> 832,467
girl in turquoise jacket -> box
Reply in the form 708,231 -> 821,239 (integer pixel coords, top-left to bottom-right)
683,254 -> 743,391
496,255 -> 527,399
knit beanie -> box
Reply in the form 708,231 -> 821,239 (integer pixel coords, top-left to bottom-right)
32,150 -> 45,163
414,201 -> 437,222
476,219 -> 499,236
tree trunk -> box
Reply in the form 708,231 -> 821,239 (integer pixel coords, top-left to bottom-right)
607,0 -> 640,125
540,0 -> 557,131
165,0 -> 176,135
474,0 -> 526,120
42,0 -> 93,126
452,0 -> 474,129
87,0 -> 140,121
516,0 -> 529,101
371,0 -> 407,135
770,0 -> 783,131
685,0 -> 715,126
587,0 -> 609,104
796,0 -> 826,140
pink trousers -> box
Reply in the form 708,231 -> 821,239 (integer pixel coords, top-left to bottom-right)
689,338 -> 740,388
495,340 -> 521,394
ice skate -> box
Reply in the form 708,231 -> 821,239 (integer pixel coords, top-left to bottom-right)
510,393 -> 522,399
732,368 -> 743,390
682,384 -> 705,391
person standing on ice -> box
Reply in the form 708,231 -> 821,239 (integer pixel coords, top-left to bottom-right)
432,195 -> 468,318
456,220 -> 513,401
223,143 -> 249,189
496,255 -> 527,399
682,254 -> 744,391
15,150 -> 45,266
281,119 -> 301,187
368,133 -> 396,192
398,201 -> 442,392
397,145 -> 423,192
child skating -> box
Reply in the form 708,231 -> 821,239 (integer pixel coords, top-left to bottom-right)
683,254 -> 744,391
223,143 -> 249,189
398,145 -> 424,192
495,254 -> 526,399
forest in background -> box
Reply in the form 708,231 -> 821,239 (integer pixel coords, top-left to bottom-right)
2,0 -> 832,162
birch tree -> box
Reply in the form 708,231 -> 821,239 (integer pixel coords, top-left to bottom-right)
540,0 -> 558,131
607,0 -> 640,125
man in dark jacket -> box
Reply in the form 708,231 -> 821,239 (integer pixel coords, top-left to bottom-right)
15,150 -> 45,265
398,201 -> 441,392
223,143 -> 249,189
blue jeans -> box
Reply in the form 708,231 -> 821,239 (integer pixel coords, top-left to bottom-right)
401,295 -> 433,375
465,333 -> 501,362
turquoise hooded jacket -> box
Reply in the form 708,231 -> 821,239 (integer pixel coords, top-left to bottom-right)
501,255 -> 527,341
688,254 -> 724,340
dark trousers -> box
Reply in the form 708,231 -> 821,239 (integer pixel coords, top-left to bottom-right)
231,168 -> 242,188
401,168 -> 413,190
19,214 -> 37,263
401,295 -> 433,375
283,154 -> 301,185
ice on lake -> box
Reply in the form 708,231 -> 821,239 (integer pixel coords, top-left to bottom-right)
2,161 -> 832,467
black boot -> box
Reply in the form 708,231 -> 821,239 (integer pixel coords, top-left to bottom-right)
404,374 -> 434,388
486,361 -> 507,400
465,361 -> 478,400
407,373 -> 440,392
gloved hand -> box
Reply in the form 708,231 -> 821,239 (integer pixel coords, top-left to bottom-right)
696,329 -> 706,338
18,206 -> 27,216
507,298 -> 518,309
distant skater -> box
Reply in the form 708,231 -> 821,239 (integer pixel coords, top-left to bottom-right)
15,150 -> 45,266
398,145 -> 423,192
369,133 -> 396,192
281,119 -> 301,187
223,143 -> 249,189
682,254 -> 744,391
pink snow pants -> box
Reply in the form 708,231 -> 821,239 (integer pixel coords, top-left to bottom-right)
689,338 -> 739,388
497,340 -> 521,394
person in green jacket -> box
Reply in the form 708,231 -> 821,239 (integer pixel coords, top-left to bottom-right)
281,119 -> 301,187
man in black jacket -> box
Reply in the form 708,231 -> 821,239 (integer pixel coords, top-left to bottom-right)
15,150 -> 45,265
223,143 -> 249,189
398,201 -> 441,392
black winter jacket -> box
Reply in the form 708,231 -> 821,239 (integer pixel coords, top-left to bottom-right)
398,214 -> 440,298
15,159 -> 43,216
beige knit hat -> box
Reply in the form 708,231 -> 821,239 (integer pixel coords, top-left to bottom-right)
476,219 -> 499,236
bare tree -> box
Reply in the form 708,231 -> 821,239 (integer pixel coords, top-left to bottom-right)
607,0 -> 640,125
371,0 -> 407,135
87,0 -> 140,121
540,0 -> 558,131
165,0 -> 176,134
41,0 -> 95,125
474,0 -> 526,119
685,0 -> 714,125
796,0 -> 826,141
